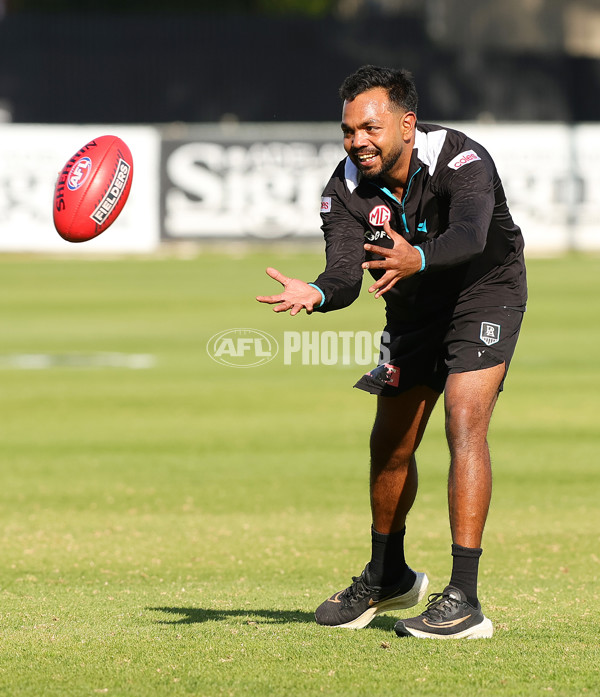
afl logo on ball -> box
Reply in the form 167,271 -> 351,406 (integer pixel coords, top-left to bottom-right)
369,205 -> 391,227
67,157 -> 92,191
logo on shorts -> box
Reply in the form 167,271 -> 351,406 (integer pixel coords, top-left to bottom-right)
369,205 -> 391,227
480,322 -> 501,346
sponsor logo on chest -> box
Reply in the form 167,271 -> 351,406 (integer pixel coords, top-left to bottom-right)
365,228 -> 390,242
369,205 -> 391,227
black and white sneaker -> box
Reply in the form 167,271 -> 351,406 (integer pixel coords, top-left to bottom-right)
394,585 -> 493,639
315,566 -> 429,629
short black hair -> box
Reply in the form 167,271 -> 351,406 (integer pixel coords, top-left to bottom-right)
339,65 -> 418,114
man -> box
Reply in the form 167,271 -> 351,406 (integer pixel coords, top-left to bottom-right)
256,65 -> 526,639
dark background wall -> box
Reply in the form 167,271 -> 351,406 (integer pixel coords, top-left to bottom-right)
0,11 -> 598,124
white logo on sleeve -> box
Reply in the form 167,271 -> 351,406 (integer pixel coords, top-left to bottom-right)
448,149 -> 481,170
320,197 -> 332,213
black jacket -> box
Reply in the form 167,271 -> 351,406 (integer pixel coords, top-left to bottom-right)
312,123 -> 527,325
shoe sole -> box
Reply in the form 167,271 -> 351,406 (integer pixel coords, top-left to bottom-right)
395,615 -> 494,639
331,572 -> 429,630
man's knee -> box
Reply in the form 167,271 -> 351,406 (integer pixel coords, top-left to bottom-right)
445,393 -> 498,456
445,397 -> 490,430
444,366 -> 504,439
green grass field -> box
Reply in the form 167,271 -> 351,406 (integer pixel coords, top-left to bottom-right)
0,252 -> 598,697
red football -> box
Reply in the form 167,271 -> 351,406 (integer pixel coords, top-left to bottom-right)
53,135 -> 134,242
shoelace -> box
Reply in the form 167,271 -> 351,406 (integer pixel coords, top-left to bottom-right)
340,574 -> 371,605
421,591 -> 461,622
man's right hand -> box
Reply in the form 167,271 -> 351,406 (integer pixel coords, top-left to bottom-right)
256,267 -> 323,316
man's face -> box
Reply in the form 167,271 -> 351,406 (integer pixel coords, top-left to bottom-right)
341,87 -> 410,180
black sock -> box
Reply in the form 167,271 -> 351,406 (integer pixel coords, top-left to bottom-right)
449,543 -> 482,607
367,526 -> 414,589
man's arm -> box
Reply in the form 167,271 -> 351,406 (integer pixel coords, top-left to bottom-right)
309,193 -> 366,312
257,190 -> 367,316
416,156 -> 495,271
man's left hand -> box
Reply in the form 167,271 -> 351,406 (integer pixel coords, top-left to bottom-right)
362,220 -> 423,298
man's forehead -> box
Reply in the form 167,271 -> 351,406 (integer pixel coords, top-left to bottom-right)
342,90 -> 398,123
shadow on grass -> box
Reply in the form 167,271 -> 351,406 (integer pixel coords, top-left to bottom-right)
149,607 -> 314,625
149,606 -> 398,631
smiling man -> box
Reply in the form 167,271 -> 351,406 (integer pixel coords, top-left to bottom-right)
257,65 -> 527,639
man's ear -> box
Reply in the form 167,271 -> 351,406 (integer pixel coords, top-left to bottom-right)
401,111 -> 417,140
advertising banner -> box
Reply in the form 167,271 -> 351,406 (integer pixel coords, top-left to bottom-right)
160,124 -> 345,240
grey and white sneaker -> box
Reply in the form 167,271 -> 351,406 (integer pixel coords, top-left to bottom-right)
394,585 -> 493,639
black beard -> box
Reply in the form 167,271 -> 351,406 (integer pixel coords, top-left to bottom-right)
356,145 -> 403,180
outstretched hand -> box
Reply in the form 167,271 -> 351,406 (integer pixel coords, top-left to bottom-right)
256,267 -> 323,316
362,220 -> 422,298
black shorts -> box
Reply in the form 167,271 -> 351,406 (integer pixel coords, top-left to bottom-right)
354,305 -> 525,396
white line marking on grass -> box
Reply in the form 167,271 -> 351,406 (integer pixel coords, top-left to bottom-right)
0,353 -> 156,369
